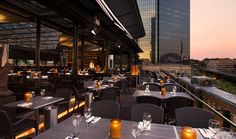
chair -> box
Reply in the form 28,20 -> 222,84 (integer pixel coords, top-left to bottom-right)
136,96 -> 162,106
0,110 -> 36,139
175,107 -> 214,128
53,88 -> 73,115
165,96 -> 194,122
99,86 -> 119,102
83,80 -> 94,88
91,100 -> 120,119
163,83 -> 180,92
131,103 -> 164,124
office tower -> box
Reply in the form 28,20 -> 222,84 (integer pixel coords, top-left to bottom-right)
137,0 -> 190,64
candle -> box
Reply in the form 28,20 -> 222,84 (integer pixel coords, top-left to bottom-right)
110,119 -> 121,138
160,80 -> 164,85
161,87 -> 167,96
181,127 -> 196,139
24,92 -> 32,103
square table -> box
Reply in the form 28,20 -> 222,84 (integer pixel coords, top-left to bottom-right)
33,116 -> 204,139
4,96 -> 64,135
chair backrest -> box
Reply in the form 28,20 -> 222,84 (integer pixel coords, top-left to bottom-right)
175,107 -> 214,128
136,96 -> 161,106
0,96 -> 16,120
0,110 -> 11,137
83,80 -> 94,88
54,88 -> 73,101
163,83 -> 180,92
143,82 -> 161,91
131,103 -> 164,124
165,96 -> 194,120
103,77 -> 111,82
100,86 -> 118,101
91,100 -> 120,119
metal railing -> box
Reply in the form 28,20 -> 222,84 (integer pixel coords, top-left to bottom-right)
169,75 -> 236,128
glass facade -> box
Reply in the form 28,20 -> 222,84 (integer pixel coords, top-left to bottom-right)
137,0 -> 190,64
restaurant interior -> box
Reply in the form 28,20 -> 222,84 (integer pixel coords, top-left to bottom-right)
0,0 -> 235,139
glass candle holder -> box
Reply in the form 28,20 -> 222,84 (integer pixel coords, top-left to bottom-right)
160,80 -> 164,85
24,92 -> 32,103
181,126 -> 196,139
161,87 -> 167,96
110,119 -> 122,138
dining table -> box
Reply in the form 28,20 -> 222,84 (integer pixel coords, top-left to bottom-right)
4,96 -> 64,135
133,90 -> 193,100
33,116 -> 204,139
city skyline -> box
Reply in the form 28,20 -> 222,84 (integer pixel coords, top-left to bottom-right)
191,0 -> 236,60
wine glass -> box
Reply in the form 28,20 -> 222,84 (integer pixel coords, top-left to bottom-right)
84,108 -> 92,126
72,113 -> 82,138
172,86 -> 177,94
208,119 -> 221,138
145,85 -> 150,93
40,89 -> 45,96
142,113 -> 152,135
131,123 -> 142,138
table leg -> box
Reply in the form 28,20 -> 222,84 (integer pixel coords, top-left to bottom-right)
35,109 -> 39,135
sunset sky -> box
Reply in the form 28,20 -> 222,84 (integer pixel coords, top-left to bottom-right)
191,0 -> 236,60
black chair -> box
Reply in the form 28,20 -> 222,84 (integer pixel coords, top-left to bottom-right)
163,83 -> 180,92
99,86 -> 119,102
143,82 -> 161,91
53,88 -> 73,116
175,107 -> 214,128
136,96 -> 162,106
91,100 -> 120,119
83,80 -> 94,88
0,110 -> 36,139
165,96 -> 194,122
131,103 -> 164,124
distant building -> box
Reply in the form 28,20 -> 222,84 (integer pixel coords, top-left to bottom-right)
206,59 -> 236,72
137,0 -> 190,64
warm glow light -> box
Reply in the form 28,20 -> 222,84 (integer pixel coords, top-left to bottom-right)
89,61 -> 95,69
0,14 -> 6,22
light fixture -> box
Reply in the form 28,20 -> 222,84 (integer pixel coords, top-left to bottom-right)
89,61 -> 95,69
91,27 -> 101,36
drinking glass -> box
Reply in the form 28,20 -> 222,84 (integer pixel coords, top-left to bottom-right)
131,123 -> 142,138
142,113 -> 152,135
84,108 -> 92,126
208,119 -> 221,137
72,113 -> 82,138
145,85 -> 150,93
40,89 -> 45,96
172,86 -> 177,94
216,127 -> 234,139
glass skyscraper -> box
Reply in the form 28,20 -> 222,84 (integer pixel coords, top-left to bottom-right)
137,0 -> 190,64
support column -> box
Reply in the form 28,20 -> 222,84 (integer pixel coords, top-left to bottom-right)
127,53 -> 131,72
72,23 -> 79,86
105,40 -> 110,72
35,18 -> 41,69
119,46 -> 122,73
80,40 -> 84,69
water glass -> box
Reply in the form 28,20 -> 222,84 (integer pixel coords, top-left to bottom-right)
84,108 -> 92,126
72,113 -> 82,138
216,127 -> 234,139
142,113 -> 152,135
208,119 -> 220,137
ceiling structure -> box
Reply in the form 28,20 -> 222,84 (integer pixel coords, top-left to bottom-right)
0,0 -> 145,54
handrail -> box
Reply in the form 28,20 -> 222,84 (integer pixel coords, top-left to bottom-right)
169,76 -> 236,128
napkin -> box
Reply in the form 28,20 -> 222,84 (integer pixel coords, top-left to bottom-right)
91,117 -> 101,123
138,121 -> 151,130
17,102 -> 32,107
